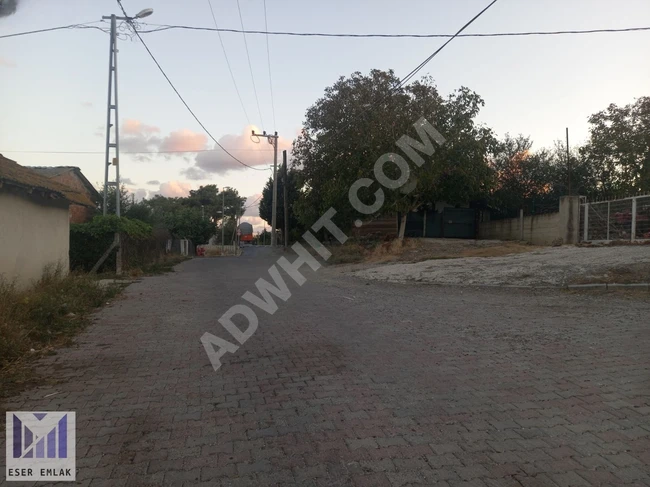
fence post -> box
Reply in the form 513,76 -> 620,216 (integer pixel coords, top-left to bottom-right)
583,203 -> 589,241
607,201 -> 610,241
519,209 -> 524,241
423,210 -> 427,237
631,197 -> 637,241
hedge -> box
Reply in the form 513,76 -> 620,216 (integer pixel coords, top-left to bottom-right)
70,215 -> 153,272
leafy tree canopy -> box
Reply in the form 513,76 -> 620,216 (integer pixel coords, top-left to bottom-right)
580,96 -> 650,195
291,69 -> 496,232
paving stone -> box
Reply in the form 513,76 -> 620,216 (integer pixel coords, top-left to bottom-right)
2,255 -> 648,486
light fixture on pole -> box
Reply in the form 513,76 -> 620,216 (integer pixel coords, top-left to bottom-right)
134,8 -> 154,19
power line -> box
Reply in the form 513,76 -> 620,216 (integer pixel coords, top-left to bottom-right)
3,20 -> 649,42
0,21 -> 105,40
263,0 -> 277,129
1,148 -> 274,155
207,0 -> 251,126
235,0 -> 265,129
397,0 -> 499,89
115,0 -> 267,171
135,23 -> 650,39
244,194 -> 262,209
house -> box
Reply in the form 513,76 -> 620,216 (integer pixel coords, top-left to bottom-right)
0,155 -> 95,289
29,166 -> 100,223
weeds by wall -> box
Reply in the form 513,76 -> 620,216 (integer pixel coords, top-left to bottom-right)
0,268 -> 121,386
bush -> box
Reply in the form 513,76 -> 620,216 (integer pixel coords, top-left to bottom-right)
0,267 -> 121,370
70,215 -> 154,272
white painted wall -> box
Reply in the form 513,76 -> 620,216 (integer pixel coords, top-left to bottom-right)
0,190 -> 70,289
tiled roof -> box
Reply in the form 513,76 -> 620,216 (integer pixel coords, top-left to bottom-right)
0,154 -> 95,207
29,165 -> 101,201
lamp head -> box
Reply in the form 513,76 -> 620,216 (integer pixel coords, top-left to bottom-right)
134,8 -> 154,19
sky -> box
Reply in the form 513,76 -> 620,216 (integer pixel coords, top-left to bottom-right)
1,0 -> 649,231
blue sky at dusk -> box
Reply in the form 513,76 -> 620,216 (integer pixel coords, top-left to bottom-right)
1,0 -> 649,230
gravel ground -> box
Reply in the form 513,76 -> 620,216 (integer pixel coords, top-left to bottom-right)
351,245 -> 650,287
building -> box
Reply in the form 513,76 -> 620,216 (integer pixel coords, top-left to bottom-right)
29,166 -> 100,223
0,155 -> 95,289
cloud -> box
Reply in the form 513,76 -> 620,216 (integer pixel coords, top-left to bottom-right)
81,101 -> 93,108
180,166 -> 210,181
146,180 -> 160,185
192,125 -> 292,175
0,57 -> 16,68
123,119 -> 160,136
120,177 -> 136,185
120,120 -> 210,162
128,188 -> 149,202
243,193 -> 262,217
159,180 -> 192,198
160,129 -> 208,153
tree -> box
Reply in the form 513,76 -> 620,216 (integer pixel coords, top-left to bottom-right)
580,97 -> 650,195
291,69 -> 496,237
218,187 -> 247,222
488,135 -> 603,217
258,169 -> 301,240
96,184 -> 132,216
164,206 -> 214,244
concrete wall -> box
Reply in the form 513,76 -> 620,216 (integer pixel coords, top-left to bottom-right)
478,196 -> 581,246
479,212 -> 561,245
0,189 -> 70,289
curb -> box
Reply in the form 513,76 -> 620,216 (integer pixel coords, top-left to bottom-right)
566,283 -> 650,291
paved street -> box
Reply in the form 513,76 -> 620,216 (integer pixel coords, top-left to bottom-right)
2,247 -> 650,486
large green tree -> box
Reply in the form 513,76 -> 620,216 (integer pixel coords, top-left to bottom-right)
291,69 -> 496,236
580,97 -> 650,195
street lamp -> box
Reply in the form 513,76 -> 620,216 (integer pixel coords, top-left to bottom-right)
134,8 -> 154,19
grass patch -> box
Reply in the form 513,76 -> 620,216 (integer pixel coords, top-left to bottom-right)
327,242 -> 371,264
0,267 -> 122,400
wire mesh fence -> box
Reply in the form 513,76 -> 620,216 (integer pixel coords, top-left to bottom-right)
580,195 -> 650,242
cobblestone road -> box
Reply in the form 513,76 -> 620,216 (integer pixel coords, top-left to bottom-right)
2,247 -> 649,486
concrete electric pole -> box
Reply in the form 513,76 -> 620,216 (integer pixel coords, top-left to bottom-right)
251,130 -> 279,247
283,150 -> 288,249
101,8 -> 153,274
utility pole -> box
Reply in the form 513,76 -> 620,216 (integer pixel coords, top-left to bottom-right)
283,150 -> 289,249
221,190 -> 225,253
101,7 -> 153,275
252,130 -> 279,246
566,127 -> 572,196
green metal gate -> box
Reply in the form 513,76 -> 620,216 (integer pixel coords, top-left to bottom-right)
442,208 -> 476,238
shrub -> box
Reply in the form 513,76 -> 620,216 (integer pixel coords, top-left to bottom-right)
0,268 -> 121,370
70,215 -> 154,272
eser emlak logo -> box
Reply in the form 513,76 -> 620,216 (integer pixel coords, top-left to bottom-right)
5,412 -> 76,482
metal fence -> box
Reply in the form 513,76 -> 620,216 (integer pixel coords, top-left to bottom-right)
580,195 -> 650,242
